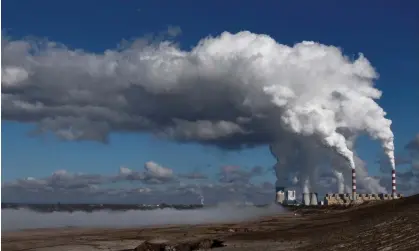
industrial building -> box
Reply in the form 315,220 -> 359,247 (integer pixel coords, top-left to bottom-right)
320,166 -> 403,205
276,188 -> 402,206
275,165 -> 402,206
323,193 -> 403,205
275,187 -> 297,205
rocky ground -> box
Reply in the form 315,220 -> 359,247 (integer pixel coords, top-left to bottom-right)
2,194 -> 419,251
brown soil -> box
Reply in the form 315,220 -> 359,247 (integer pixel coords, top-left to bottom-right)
2,194 -> 419,251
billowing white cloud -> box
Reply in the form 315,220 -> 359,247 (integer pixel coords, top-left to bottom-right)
2,30 -> 396,194
142,161 -> 175,184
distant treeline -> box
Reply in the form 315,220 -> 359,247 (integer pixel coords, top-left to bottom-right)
1,202 -> 205,213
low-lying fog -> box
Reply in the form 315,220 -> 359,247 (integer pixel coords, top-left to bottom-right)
2,203 -> 284,231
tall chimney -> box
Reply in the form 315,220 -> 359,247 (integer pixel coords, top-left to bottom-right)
392,169 -> 397,198
352,168 -> 357,201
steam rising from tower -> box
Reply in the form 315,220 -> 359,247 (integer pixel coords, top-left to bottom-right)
1,31 -> 395,193
199,194 -> 205,206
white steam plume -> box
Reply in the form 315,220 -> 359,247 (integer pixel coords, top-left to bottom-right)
333,170 -> 345,194
2,31 -> 395,190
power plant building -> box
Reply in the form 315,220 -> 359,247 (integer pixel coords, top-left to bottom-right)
324,193 -> 403,205
275,165 -> 402,206
276,187 -> 297,205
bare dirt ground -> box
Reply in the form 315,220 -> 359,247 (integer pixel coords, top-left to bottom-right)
2,194 -> 419,251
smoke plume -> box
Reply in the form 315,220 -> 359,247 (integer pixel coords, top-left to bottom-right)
2,31 -> 395,193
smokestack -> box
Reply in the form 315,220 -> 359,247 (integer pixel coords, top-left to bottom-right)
392,169 -> 397,198
303,193 -> 310,206
352,168 -> 357,201
310,193 -> 318,206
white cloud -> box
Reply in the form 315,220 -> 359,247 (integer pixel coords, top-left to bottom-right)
119,166 -> 133,175
2,30 -> 397,195
144,161 -> 174,179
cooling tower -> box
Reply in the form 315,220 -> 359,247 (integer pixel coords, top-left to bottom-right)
310,193 -> 318,206
303,193 -> 310,206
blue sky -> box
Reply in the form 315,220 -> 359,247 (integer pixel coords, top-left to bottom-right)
2,0 -> 418,186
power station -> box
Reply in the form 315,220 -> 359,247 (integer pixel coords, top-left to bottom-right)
275,168 -> 402,206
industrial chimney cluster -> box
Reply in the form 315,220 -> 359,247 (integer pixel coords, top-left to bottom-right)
275,168 -> 402,206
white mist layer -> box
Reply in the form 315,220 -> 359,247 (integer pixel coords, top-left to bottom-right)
1,204 -> 283,232
2,31 -> 395,190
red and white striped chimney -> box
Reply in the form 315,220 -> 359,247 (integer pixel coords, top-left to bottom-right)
392,169 -> 397,197
352,168 -> 356,200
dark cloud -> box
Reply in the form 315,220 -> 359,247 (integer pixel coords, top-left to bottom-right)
178,172 -> 208,180
1,161 -> 274,204
1,32 -> 278,150
3,134 -> 419,205
2,170 -> 107,192
2,177 -> 275,205
376,154 -> 412,169
405,133 -> 419,177
405,134 -> 419,151
372,133 -> 419,196
4,160 -> 418,205
218,165 -> 264,184
379,170 -> 419,196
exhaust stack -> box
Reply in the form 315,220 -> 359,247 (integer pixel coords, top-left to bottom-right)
352,168 -> 357,201
392,169 -> 397,198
